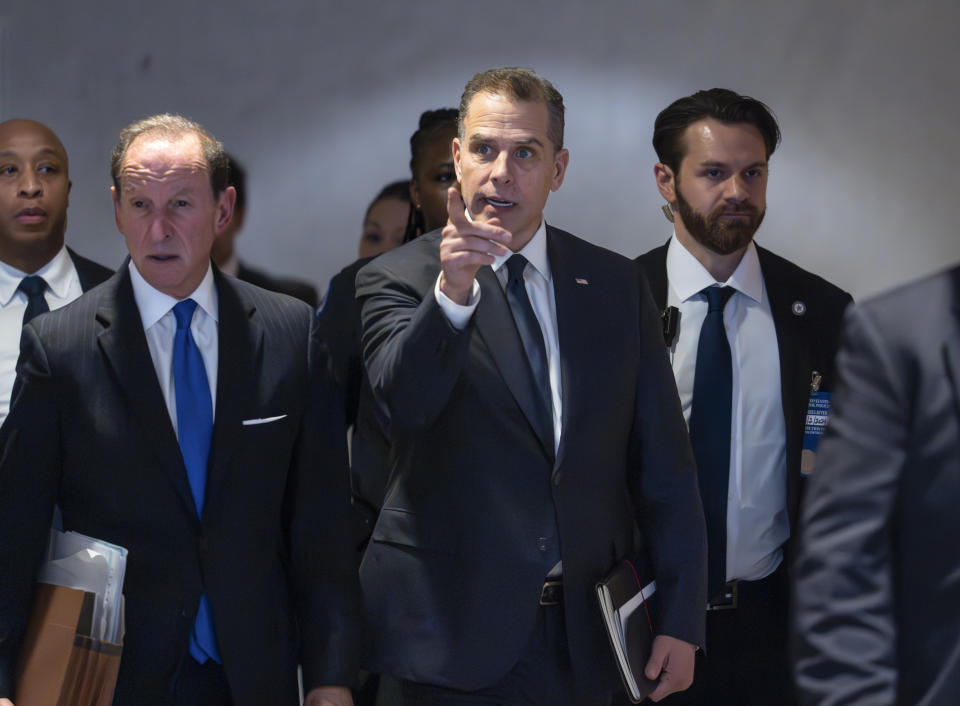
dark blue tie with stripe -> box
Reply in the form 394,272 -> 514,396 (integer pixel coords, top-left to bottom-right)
689,285 -> 735,601
172,299 -> 221,664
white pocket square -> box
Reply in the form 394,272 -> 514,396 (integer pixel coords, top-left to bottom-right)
241,414 -> 287,426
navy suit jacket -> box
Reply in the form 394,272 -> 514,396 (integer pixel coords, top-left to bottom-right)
0,264 -> 359,705
795,266 -> 960,705
356,226 -> 707,695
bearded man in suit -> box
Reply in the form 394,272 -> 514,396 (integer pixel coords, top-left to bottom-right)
635,88 -> 852,704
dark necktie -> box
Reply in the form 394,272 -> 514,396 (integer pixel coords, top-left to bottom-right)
18,275 -> 50,326
504,254 -> 554,450
689,285 -> 736,600
172,299 -> 220,664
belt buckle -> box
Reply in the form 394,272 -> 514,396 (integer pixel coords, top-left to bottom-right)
539,579 -> 563,606
706,581 -> 738,611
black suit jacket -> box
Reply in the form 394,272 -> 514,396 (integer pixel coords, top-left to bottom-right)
636,242 -> 852,540
0,265 -> 360,705
356,227 -> 707,695
315,257 -> 392,545
794,266 -> 960,705
66,246 -> 114,291
238,261 -> 318,307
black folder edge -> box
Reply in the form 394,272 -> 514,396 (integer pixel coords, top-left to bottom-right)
595,558 -> 659,703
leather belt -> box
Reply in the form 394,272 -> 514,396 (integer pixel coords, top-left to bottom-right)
706,581 -> 738,611
539,579 -> 563,606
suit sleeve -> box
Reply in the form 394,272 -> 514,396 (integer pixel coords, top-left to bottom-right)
793,305 -> 904,705
628,270 -> 708,649
315,268 -> 363,426
356,257 -> 472,434
288,317 -> 362,690
0,325 -> 61,697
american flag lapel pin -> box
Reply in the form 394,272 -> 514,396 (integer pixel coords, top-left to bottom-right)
575,277 -> 589,285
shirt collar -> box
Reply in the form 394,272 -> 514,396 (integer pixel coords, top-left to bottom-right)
128,260 -> 219,331
0,245 -> 78,306
666,233 -> 763,303
491,219 -> 551,282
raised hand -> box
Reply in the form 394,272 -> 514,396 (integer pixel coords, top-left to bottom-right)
439,187 -> 511,304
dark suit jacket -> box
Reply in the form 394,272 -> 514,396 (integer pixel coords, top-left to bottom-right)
636,242 -> 852,542
238,261 -> 318,307
66,246 -> 114,291
0,265 -> 360,705
315,257 -> 391,545
356,227 -> 707,695
794,266 -> 960,705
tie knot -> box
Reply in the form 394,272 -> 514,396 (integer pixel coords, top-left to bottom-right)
173,299 -> 198,330
18,275 -> 48,297
506,254 -> 529,283
702,286 -> 735,313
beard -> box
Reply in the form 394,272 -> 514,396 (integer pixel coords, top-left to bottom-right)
674,187 -> 765,256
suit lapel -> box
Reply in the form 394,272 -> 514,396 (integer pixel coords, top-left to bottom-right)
757,247 -> 810,528
547,225 -> 592,471
474,265 -> 554,461
204,271 -> 262,522
96,266 -> 199,523
941,270 -> 960,420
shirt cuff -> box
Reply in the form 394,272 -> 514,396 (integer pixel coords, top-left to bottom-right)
434,273 -> 481,329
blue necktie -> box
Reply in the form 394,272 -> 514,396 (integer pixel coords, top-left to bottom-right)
18,275 -> 50,326
689,286 -> 735,601
504,254 -> 554,450
172,299 -> 220,664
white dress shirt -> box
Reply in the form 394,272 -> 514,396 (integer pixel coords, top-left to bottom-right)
435,219 -> 563,452
665,235 -> 789,582
0,246 -> 84,424
128,261 -> 219,436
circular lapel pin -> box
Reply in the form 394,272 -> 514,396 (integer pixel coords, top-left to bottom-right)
792,300 -> 807,316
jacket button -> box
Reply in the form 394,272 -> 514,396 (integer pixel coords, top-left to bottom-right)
537,537 -> 548,552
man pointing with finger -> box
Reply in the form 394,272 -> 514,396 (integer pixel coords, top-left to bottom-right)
356,67 -> 707,705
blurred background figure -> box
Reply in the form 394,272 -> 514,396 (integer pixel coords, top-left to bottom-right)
407,108 -> 459,239
0,119 -> 112,426
794,265 -> 960,705
315,106 -> 458,706
212,154 -> 319,306
357,180 -> 411,260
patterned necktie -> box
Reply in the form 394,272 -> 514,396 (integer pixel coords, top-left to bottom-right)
689,286 -> 736,600
172,299 -> 220,664
504,254 -> 554,450
18,275 -> 50,326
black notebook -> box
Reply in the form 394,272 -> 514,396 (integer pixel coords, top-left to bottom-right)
595,558 -> 659,703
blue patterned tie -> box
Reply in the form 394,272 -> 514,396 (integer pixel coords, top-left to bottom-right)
689,286 -> 735,601
172,299 -> 220,664
18,275 -> 50,326
504,254 -> 554,450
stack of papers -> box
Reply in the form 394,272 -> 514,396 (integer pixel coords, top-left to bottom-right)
37,529 -> 127,643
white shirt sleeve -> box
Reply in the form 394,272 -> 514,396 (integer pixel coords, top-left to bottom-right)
433,272 -> 481,330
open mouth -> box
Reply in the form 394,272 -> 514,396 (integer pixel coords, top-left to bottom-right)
485,197 -> 515,208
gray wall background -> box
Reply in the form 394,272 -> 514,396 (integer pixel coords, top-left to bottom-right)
2,1 -> 957,301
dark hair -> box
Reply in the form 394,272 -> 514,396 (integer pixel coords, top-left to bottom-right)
458,67 -> 565,151
652,89 -> 781,174
409,108 -> 458,175
110,114 -> 229,196
404,108 -> 458,242
365,179 -> 411,221
226,153 -> 247,213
